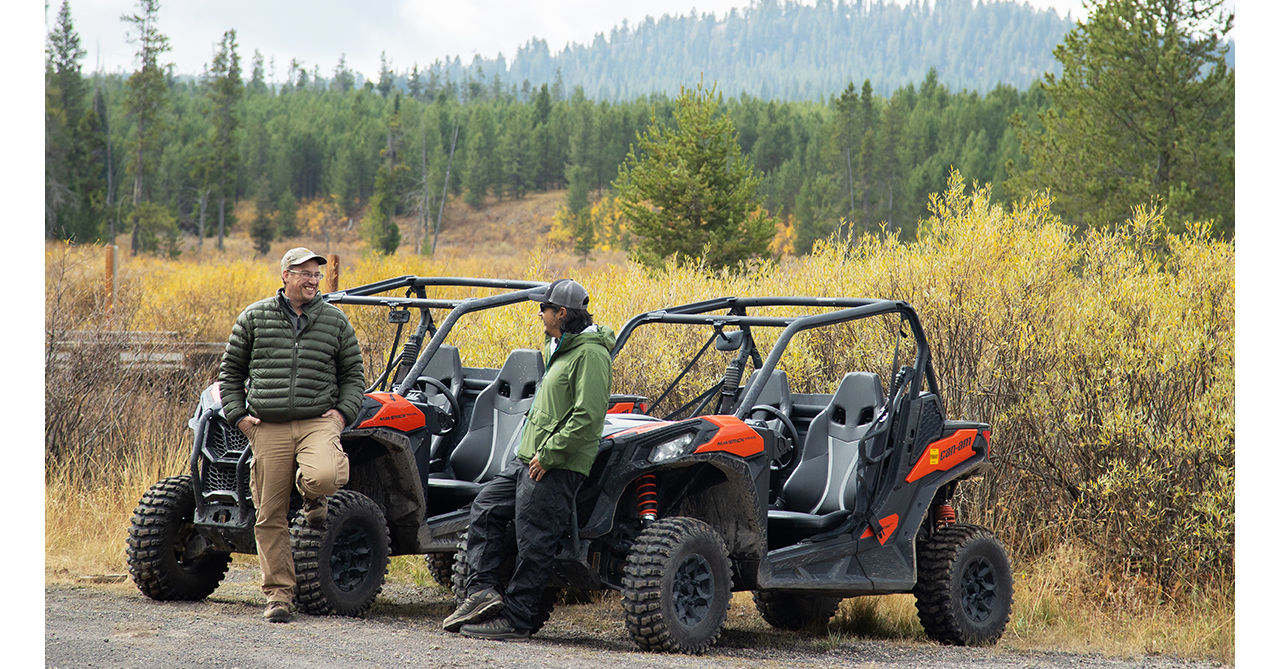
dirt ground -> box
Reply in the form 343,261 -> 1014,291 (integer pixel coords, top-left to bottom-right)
43,565 -> 1226,669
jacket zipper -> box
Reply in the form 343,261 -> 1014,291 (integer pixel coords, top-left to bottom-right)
288,302 -> 304,410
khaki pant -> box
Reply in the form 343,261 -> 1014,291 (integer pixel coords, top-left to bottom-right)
246,414 -> 350,603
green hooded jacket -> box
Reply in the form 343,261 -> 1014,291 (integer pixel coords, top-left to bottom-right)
516,325 -> 616,476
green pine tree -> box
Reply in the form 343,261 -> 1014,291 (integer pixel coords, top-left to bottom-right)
205,29 -> 242,251
364,164 -> 402,253
249,183 -> 275,255
1010,0 -> 1234,233
45,0 -> 90,240
462,105 -> 498,208
613,80 -> 776,270
121,0 -> 172,255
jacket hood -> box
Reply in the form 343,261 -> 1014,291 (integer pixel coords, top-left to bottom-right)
549,325 -> 616,358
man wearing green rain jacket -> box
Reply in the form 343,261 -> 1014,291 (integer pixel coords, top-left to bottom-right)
444,278 -> 615,640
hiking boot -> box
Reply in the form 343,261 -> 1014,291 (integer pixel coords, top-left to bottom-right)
302,497 -> 327,529
264,600 -> 293,623
460,615 -> 530,641
442,587 -> 503,632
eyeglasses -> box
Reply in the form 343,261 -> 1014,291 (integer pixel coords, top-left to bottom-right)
287,270 -> 324,280
539,304 -> 560,313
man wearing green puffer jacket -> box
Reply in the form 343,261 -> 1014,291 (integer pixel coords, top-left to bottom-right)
444,278 -> 615,640
218,248 -> 365,624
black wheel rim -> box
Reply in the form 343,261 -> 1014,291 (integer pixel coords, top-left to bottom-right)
330,524 -> 373,592
173,519 -> 203,570
672,553 -> 714,627
960,556 -> 997,623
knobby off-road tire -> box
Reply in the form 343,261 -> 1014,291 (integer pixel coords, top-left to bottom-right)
425,552 -> 455,589
291,490 -> 391,617
752,590 -> 842,630
449,531 -> 558,633
913,523 -> 1013,646
126,475 -> 232,601
622,516 -> 732,654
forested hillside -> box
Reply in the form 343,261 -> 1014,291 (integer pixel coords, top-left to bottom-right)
48,68 -> 1049,254
425,0 -> 1074,101
44,0 -> 1234,257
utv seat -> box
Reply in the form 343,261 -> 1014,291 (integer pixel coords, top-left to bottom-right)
427,349 -> 543,507
739,369 -> 793,418
739,369 -> 795,456
408,344 -> 464,460
766,372 -> 883,548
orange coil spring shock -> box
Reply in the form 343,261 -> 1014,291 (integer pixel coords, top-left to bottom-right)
636,474 -> 658,524
934,503 -> 957,528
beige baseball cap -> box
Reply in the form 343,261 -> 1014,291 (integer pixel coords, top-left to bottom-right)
280,247 -> 327,272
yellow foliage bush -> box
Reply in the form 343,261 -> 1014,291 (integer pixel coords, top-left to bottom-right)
45,171 -> 1233,595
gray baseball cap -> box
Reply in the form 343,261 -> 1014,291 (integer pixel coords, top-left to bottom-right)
531,278 -> 590,310
280,247 -> 327,272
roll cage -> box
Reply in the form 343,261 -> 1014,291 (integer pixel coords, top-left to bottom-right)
611,296 -> 941,421
322,275 -> 548,396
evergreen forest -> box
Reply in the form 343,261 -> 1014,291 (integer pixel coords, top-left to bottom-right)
428,0 -> 1076,101
43,0 -> 1235,257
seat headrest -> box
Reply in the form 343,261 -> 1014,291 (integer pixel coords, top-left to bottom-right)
496,349 -> 544,400
419,344 -> 462,386
830,372 -> 882,427
744,369 -> 791,410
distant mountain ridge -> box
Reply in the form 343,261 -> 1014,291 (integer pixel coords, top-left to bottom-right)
419,0 -> 1075,101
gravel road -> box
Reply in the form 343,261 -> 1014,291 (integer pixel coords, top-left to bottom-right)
46,566 -> 1224,669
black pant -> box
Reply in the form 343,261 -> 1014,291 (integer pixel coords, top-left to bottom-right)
465,458 -> 584,631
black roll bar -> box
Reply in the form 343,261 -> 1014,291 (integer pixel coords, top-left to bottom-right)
611,296 -> 938,420
316,276 -> 549,397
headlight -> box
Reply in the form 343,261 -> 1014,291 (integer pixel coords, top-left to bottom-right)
649,433 -> 696,464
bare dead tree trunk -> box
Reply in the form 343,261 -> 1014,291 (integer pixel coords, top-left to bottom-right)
217,196 -> 226,251
432,122 -> 459,254
420,124 -> 431,253
197,189 -> 209,250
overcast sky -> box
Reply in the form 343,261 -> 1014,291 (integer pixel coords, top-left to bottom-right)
51,0 -> 1091,80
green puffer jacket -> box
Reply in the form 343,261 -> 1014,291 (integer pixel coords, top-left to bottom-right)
218,290 -> 365,428
516,325 -> 616,476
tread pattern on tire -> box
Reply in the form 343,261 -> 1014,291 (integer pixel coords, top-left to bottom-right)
126,475 -> 231,601
621,516 -> 731,654
425,552 -> 454,590
752,590 -> 841,630
913,523 -> 1012,646
291,489 -> 391,618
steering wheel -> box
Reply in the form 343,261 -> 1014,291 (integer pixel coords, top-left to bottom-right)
413,377 -> 462,436
747,404 -> 800,473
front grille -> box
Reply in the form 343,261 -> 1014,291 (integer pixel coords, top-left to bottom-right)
204,462 -> 241,493
207,420 -> 250,459
199,416 -> 251,498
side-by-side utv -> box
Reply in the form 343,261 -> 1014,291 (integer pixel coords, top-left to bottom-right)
450,296 -> 1012,653
126,276 -> 554,616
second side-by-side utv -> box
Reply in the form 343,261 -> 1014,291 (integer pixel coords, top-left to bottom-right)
449,296 -> 1012,653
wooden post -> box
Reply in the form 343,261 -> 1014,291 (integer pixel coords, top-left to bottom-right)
105,245 -> 116,316
325,254 -> 340,293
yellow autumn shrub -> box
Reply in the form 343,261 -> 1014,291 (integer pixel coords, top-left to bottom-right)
45,171 -> 1233,595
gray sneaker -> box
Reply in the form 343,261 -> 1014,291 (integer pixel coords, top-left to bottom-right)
460,615 -> 530,641
442,587 -> 503,632
264,600 -> 293,623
